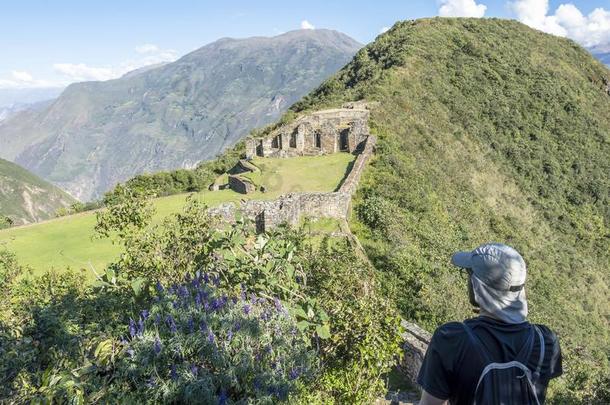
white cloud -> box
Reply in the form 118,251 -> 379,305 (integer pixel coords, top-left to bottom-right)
300,20 -> 315,30
11,71 -> 33,82
379,26 -> 390,34
0,70 -> 60,89
53,63 -> 115,82
439,0 -> 487,18
510,0 -> 610,48
135,44 -> 160,54
53,44 -> 178,83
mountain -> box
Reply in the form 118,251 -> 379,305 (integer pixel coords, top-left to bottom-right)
0,99 -> 54,123
592,51 -> 610,67
0,29 -> 361,201
0,158 -> 75,226
0,87 -> 63,108
292,18 -> 609,400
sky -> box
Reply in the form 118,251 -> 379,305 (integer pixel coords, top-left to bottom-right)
1,0 -> 609,89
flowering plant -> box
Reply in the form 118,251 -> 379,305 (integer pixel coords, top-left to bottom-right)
118,272 -> 316,403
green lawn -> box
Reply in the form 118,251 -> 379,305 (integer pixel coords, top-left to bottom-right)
0,153 -> 354,277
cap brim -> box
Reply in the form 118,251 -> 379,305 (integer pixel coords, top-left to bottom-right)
451,251 -> 473,269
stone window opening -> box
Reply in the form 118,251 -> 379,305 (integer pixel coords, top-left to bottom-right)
289,131 -> 297,148
271,135 -> 282,149
314,132 -> 322,149
256,140 -> 264,157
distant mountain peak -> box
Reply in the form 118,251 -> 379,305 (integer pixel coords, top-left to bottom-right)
0,30 -> 361,201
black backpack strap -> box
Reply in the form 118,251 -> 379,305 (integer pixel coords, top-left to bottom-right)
461,321 -> 492,363
515,324 -> 536,365
532,325 -> 545,382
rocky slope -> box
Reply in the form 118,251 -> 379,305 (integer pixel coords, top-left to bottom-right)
0,29 -> 361,201
292,18 -> 609,401
0,158 -> 74,226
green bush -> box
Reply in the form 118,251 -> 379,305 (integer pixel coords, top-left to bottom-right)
116,277 -> 316,403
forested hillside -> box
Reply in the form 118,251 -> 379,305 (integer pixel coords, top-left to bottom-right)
292,18 -> 610,402
0,158 -> 74,226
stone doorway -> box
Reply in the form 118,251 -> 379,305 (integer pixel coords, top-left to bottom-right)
256,140 -> 264,157
340,128 -> 349,151
314,131 -> 322,148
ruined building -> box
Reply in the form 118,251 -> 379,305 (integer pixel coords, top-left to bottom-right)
245,104 -> 370,159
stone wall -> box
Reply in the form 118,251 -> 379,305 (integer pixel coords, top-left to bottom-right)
228,175 -> 255,194
338,135 -> 376,195
245,103 -> 370,159
400,320 -> 431,388
209,134 -> 376,232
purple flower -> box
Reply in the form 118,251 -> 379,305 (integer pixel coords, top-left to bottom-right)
153,338 -> 162,355
141,309 -> 150,320
188,317 -> 195,333
227,330 -> 233,342
289,368 -> 300,380
274,297 -> 283,312
211,298 -> 223,311
190,364 -> 199,377
213,275 -> 220,287
166,315 -> 177,333
178,285 -> 189,299
154,314 -> 161,325
243,304 -> 251,315
240,287 -> 246,301
199,320 -> 208,333
195,292 -> 202,308
170,364 -> 178,380
233,321 -> 241,332
128,318 -> 137,338
203,273 -> 209,284
138,318 -> 145,335
218,389 -> 228,405
155,281 -> 164,294
207,330 -> 215,344
260,310 -> 271,321
204,301 -> 211,312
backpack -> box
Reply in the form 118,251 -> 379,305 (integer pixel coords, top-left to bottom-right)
462,322 -> 546,405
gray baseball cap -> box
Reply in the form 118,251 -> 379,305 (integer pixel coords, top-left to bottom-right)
451,243 -> 527,292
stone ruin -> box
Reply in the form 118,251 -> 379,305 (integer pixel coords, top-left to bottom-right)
245,103 -> 371,159
208,135 -> 376,232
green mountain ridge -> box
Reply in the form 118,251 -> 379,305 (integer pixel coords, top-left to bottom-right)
290,18 -> 609,400
0,29 -> 361,201
0,158 -> 75,226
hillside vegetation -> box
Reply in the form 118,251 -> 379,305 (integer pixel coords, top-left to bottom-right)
0,30 -> 361,200
292,18 -> 610,401
0,158 -> 74,226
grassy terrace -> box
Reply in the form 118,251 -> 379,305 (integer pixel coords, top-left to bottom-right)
0,153 -> 355,277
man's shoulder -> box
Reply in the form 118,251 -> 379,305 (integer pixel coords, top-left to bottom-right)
431,321 -> 469,344
531,323 -> 562,352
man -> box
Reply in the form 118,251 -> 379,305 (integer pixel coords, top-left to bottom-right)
417,243 -> 562,405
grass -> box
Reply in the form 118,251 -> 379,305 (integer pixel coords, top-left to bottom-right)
291,18 -> 610,400
0,153 -> 355,277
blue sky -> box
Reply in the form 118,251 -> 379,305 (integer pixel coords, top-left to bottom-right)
1,0 -> 609,88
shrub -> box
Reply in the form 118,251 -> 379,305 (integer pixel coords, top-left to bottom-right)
116,275 -> 316,403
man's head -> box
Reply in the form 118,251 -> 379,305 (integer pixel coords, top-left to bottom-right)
451,243 -> 528,324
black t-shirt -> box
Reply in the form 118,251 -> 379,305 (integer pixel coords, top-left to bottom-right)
417,317 -> 562,405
